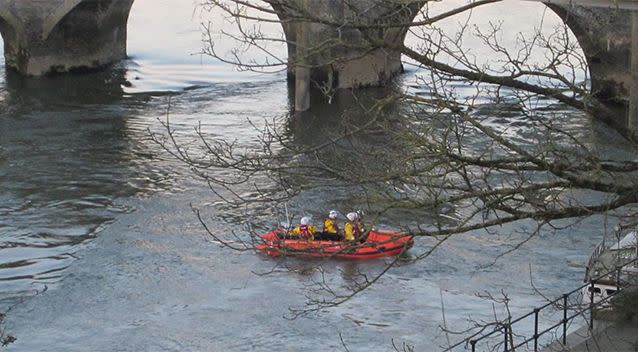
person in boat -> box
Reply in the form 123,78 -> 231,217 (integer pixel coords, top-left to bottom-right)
356,210 -> 366,232
289,216 -> 317,240
315,210 -> 342,241
355,210 -> 368,243
344,212 -> 361,242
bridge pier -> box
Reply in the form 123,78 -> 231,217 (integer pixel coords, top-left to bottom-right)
273,0 -> 406,111
0,0 -> 134,76
548,5 -> 638,140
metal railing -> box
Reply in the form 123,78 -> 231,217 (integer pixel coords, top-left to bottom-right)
585,241 -> 606,276
443,256 -> 638,352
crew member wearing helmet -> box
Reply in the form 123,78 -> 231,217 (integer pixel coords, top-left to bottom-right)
343,212 -> 361,242
316,210 -> 341,241
290,216 -> 317,240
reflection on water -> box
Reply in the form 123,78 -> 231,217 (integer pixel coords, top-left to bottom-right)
0,0 -> 293,308
0,51 -> 291,307
0,67 -> 166,306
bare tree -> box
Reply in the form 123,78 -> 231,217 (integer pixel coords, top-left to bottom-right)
184,0 -> 638,241
153,0 -> 638,347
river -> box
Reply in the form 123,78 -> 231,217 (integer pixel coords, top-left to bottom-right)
0,1 -> 623,351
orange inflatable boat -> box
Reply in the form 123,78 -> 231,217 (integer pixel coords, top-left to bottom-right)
256,229 -> 414,259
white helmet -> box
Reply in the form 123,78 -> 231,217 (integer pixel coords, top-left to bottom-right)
300,216 -> 310,225
328,210 -> 338,219
346,212 -> 357,222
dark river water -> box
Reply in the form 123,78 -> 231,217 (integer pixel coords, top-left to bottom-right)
0,1 -> 628,351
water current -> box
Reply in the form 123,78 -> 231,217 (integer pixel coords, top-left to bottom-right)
0,1 -> 631,351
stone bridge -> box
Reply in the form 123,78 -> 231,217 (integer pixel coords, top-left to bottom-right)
0,0 -> 637,138
0,0 -> 134,75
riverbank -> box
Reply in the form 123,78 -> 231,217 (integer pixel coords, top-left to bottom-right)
543,320 -> 638,351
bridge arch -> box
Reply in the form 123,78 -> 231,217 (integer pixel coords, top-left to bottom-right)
544,5 -> 631,130
0,0 -> 134,76
274,0 -> 633,136
41,0 -> 134,74
396,1 -> 632,135
278,1 -> 592,92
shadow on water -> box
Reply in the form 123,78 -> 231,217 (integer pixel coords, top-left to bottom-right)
251,82 -> 446,228
285,80 -> 406,135
1,65 -> 132,109
208,82 -> 413,222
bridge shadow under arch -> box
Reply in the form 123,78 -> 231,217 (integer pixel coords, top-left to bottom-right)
44,0 -> 134,75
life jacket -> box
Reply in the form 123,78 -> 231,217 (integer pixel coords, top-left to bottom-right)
299,224 -> 312,239
323,218 -> 339,234
344,221 -> 360,241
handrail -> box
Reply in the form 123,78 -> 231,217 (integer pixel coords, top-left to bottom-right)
444,256 -> 638,352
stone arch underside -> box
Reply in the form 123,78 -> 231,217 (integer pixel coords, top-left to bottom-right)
1,0 -> 134,75
264,1 -> 297,80
545,4 -> 632,132
273,0 -> 415,89
42,0 -> 85,40
41,0 -> 135,74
